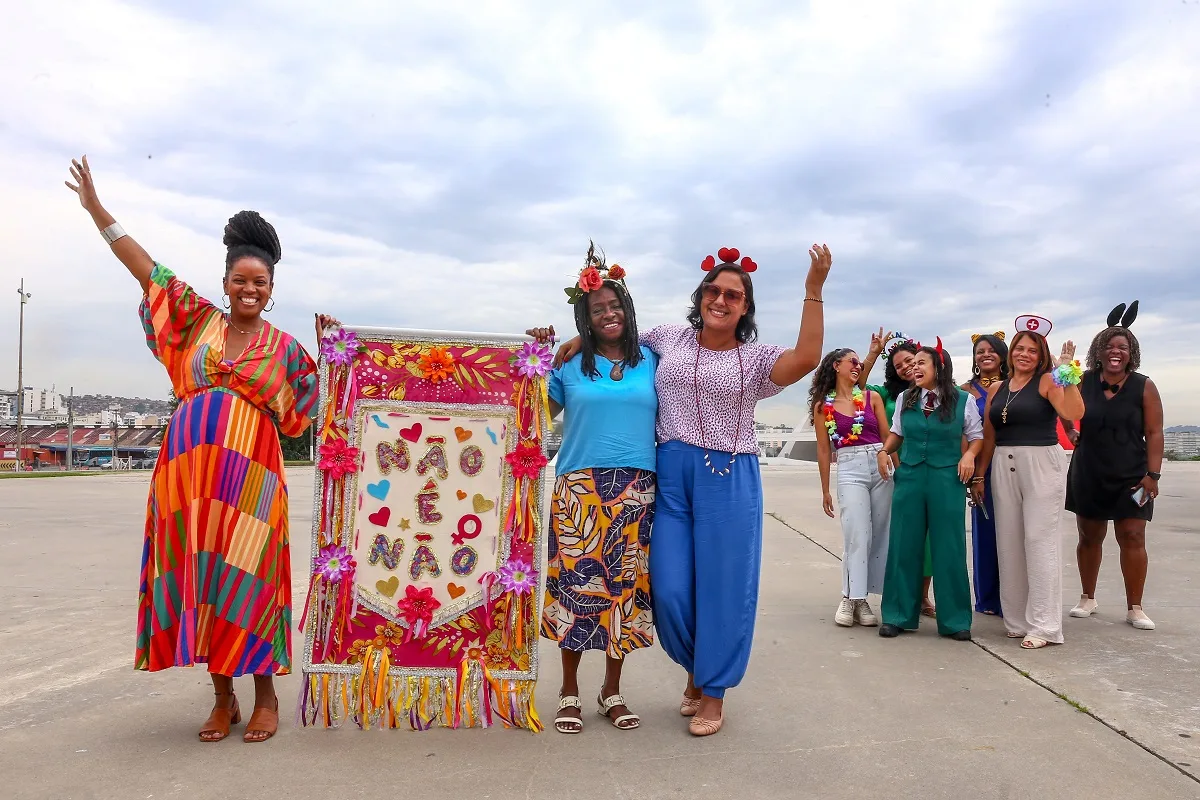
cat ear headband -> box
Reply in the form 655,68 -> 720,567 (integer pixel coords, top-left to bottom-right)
700,246 -> 758,273
1014,314 -> 1053,338
1106,300 -> 1139,328
970,331 -> 1006,344
564,240 -> 628,305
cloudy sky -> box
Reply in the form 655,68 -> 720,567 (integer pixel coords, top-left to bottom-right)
2,0 -> 1198,426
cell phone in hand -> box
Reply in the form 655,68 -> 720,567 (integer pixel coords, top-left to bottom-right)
1131,486 -> 1148,507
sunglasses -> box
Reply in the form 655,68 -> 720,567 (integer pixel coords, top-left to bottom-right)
701,284 -> 746,304
842,357 -> 861,369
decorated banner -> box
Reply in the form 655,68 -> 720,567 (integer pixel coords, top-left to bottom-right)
299,326 -> 552,732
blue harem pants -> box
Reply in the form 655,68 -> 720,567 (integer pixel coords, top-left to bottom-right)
650,441 -> 763,700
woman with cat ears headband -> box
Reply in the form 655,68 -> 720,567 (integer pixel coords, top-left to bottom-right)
1065,302 -> 1164,631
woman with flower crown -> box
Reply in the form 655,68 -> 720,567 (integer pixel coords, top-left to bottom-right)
812,348 -> 893,628
527,243 -> 657,734
556,244 -> 831,736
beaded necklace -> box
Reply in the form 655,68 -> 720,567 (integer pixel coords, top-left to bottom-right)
693,334 -> 744,477
824,386 -> 866,448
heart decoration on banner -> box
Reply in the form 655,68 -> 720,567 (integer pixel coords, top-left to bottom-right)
472,494 -> 495,514
447,583 -> 466,599
454,426 -> 472,443
400,423 -> 423,443
376,576 -> 399,598
456,490 -> 468,500
368,507 -> 391,527
367,480 -> 391,501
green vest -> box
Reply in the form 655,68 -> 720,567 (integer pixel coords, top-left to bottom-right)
899,389 -> 969,469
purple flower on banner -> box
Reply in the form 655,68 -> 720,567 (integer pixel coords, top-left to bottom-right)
321,327 -> 360,367
512,341 -> 553,379
497,558 -> 538,595
313,544 -> 356,582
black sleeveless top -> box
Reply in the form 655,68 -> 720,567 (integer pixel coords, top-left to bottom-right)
990,374 -> 1058,446
1066,371 -> 1152,520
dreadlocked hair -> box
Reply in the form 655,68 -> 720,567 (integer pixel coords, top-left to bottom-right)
972,334 -> 1009,380
574,240 -> 642,379
903,345 -> 958,422
808,348 -> 855,422
223,210 -> 281,278
1086,326 -> 1141,373
883,341 -> 919,401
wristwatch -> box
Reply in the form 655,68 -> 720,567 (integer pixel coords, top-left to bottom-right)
1147,471 -> 1161,481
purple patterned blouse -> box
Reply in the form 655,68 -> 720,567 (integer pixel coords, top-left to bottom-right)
641,324 -> 786,454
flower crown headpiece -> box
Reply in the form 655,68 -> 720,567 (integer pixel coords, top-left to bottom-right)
700,246 -> 758,273
564,241 -> 627,305
970,330 -> 1006,344
883,331 -> 920,357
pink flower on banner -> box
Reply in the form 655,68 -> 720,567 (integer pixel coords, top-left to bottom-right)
512,341 -> 554,379
505,441 -> 547,480
312,544 -> 356,582
319,438 -> 360,480
321,327 -> 361,367
498,558 -> 538,595
397,585 -> 440,640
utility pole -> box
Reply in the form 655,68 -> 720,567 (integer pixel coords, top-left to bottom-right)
66,386 -> 74,470
15,280 -> 31,471
110,403 -> 120,469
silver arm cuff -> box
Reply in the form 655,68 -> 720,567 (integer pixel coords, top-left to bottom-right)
100,222 -> 127,245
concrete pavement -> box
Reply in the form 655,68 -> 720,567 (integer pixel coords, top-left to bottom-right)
1,464 -> 1197,799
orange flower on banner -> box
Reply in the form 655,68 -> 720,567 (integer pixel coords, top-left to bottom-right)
506,440 -> 548,480
418,347 -> 456,383
577,266 -> 603,292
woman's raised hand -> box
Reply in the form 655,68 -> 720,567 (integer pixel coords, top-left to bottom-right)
316,314 -> 341,343
525,326 -> 556,345
869,327 -> 893,356
64,156 -> 100,211
1057,340 -> 1077,367
805,244 -> 832,293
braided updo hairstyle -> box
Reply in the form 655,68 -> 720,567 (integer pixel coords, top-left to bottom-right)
223,210 -> 281,278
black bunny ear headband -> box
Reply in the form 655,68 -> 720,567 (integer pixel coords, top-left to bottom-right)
1107,301 -> 1139,328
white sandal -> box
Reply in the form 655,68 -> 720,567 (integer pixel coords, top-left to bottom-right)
1021,636 -> 1051,649
555,695 -> 583,734
597,692 -> 640,730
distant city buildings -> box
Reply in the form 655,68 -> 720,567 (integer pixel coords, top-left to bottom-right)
0,388 -> 167,428
1166,426 -> 1200,459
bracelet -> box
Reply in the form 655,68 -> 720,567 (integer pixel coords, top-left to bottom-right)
804,297 -> 824,303
1051,360 -> 1083,388
970,477 -> 985,484
1147,471 -> 1161,481
100,222 -> 127,245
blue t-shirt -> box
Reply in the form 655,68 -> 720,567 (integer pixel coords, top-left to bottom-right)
548,346 -> 658,474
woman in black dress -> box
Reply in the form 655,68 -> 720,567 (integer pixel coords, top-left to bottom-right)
1066,303 -> 1164,630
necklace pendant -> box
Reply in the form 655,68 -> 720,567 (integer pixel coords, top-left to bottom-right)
1001,407 -> 1008,425
609,362 -> 624,382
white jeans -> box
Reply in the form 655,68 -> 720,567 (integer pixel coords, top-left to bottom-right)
835,443 -> 893,599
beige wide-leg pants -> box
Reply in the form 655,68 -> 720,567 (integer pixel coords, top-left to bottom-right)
992,445 -> 1066,643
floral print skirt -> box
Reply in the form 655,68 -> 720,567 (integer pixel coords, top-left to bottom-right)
541,468 -> 655,658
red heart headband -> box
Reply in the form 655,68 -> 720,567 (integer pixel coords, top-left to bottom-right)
700,246 -> 758,273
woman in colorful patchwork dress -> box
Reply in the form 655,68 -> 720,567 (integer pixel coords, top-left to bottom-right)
527,244 -> 657,734
960,332 -> 1008,616
876,343 -> 981,641
974,318 -> 1084,649
859,331 -> 936,616
557,243 -> 831,736
65,157 -> 323,743
1066,303 -> 1163,631
812,348 -> 892,628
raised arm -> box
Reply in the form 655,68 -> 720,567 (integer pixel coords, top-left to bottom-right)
1040,340 -> 1085,421
859,328 -> 891,390
769,244 -> 831,386
814,401 -> 835,517
65,156 -> 155,293
526,326 -> 564,418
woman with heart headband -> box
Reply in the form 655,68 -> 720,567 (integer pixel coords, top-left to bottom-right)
526,242 -> 657,734
973,315 -> 1084,649
555,243 -> 832,736
1065,302 -> 1164,631
810,347 -> 892,630
64,156 -> 327,743
959,331 -> 1009,616
859,330 -> 936,616
875,339 -> 981,642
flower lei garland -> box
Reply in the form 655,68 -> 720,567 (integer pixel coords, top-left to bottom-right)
1052,359 -> 1084,388
824,386 -> 866,448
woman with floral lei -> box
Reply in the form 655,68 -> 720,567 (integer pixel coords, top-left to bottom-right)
64,156 -> 332,743
811,348 -> 892,628
974,317 -> 1084,649
1066,302 -> 1164,631
858,330 -> 936,616
876,342 -> 982,641
959,331 -> 1009,616
526,242 -> 657,734
557,243 -> 831,736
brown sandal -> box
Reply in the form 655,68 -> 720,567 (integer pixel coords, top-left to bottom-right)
243,698 -> 279,743
199,692 -> 241,742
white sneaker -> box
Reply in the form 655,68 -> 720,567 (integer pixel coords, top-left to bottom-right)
835,597 -> 855,627
854,599 -> 878,627
1127,606 -> 1155,630
1069,595 -> 1098,618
